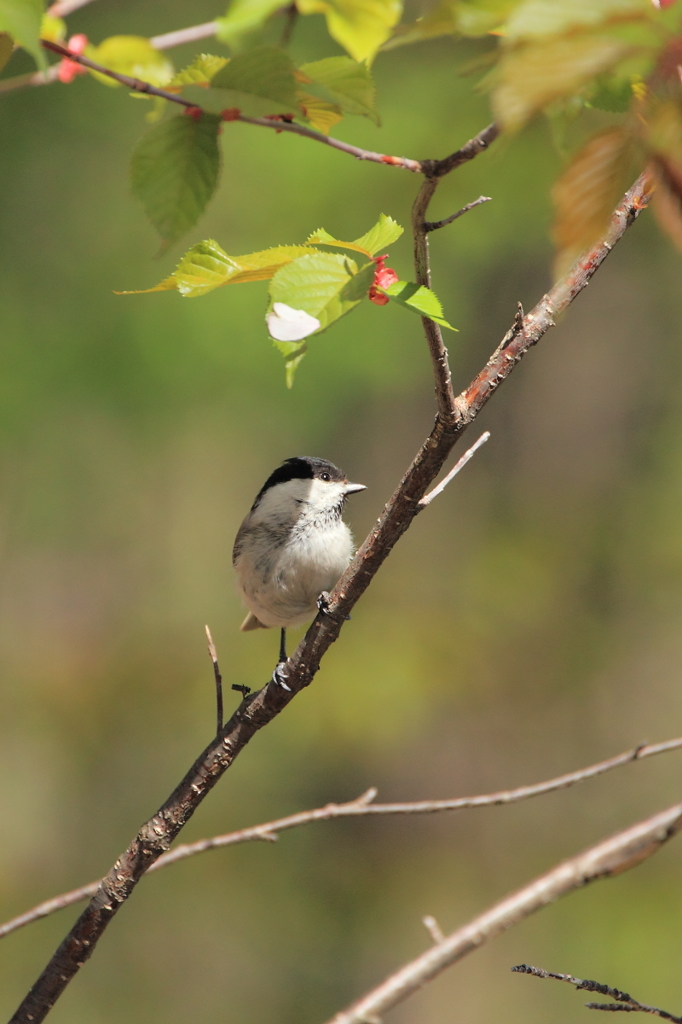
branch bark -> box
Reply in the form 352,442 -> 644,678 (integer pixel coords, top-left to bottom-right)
2,736 -> 680,942
8,170 -> 652,1024
325,803 -> 682,1024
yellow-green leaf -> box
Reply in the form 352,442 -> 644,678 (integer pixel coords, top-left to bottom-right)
382,2 -> 458,51
216,0 -> 285,51
552,126 -> 641,275
39,12 -> 65,43
297,0 -> 403,63
211,45 -> 298,105
0,0 -> 45,69
297,91 -> 344,133
122,242 -> 321,297
298,56 -> 379,123
166,54 -> 229,90
305,215 -> 403,256
491,33 -> 634,131
87,36 -> 173,88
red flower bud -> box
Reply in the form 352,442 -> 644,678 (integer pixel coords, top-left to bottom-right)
221,108 -> 241,121
368,255 -> 399,304
58,34 -> 89,83
184,106 -> 203,121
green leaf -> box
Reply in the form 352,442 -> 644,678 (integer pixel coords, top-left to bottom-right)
382,2 -> 458,51
505,0 -> 652,42
0,0 -> 45,69
383,280 -> 456,329
167,54 -> 229,90
130,113 -> 222,250
296,0 -> 403,63
211,46 -> 298,105
489,33 -> 634,131
0,30 -> 13,73
120,242 -> 321,297
269,251 -> 367,331
271,339 -> 308,388
305,214 -> 403,257
87,36 -> 173,88
216,0 -> 285,51
352,213 -> 403,254
298,57 -> 379,124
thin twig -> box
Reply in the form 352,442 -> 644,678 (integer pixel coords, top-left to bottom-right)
0,64 -> 60,94
150,22 -> 219,50
48,0 -> 98,16
35,40 -> 424,171
204,625 -> 223,734
512,965 -> 682,1023
7,174 -> 652,1024
425,195 -> 492,232
419,431 -> 490,505
2,736 -> 679,942
324,803 -> 682,1024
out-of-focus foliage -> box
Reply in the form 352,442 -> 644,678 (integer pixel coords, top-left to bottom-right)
3,0 -> 678,376
0,0 -> 45,69
2,1 -> 682,1023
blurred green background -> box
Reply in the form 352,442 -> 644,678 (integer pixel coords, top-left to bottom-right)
2,3 -> 682,1022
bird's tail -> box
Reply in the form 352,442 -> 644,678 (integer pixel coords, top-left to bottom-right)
240,611 -> 267,631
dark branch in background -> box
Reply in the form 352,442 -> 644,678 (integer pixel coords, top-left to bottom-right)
8,162 -> 653,1023
513,965 -> 682,1023
325,804 -> 682,1024
38,41 -> 423,171
2,736 -> 680,942
425,195 -> 492,232
279,2 -> 299,47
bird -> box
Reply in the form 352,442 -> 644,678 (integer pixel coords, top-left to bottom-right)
233,456 -> 366,688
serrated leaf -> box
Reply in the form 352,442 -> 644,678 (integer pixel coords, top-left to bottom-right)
297,0 -> 403,63
0,0 -> 45,69
552,126 -> 641,276
269,251 -> 363,331
121,242 -> 320,297
88,36 -> 173,88
0,30 -> 13,73
167,54 -> 229,90
505,0 -> 651,42
305,214 -> 403,257
490,34 -> 634,131
298,56 -> 379,123
353,213 -> 403,254
296,91 -> 344,133
383,280 -> 456,329
130,113 -> 222,250
216,0 -> 285,50
211,46 -> 298,105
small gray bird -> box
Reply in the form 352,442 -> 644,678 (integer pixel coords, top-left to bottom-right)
233,456 -> 366,686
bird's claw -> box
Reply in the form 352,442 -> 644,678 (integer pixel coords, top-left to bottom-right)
272,663 -> 292,691
317,591 -> 331,615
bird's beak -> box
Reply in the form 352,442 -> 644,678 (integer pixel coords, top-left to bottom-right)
344,482 -> 366,495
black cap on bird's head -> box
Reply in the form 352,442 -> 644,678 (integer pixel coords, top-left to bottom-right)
253,456 -> 365,508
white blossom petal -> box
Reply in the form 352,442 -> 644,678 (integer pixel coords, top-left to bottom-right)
267,303 -> 321,342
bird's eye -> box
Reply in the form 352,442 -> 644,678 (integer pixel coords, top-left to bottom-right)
320,472 -> 330,482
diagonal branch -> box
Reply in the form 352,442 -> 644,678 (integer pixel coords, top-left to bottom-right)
324,803 -> 682,1024
2,736 -> 680,942
512,965 -> 682,1023
35,41 -> 423,171
7,173 -> 653,1024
